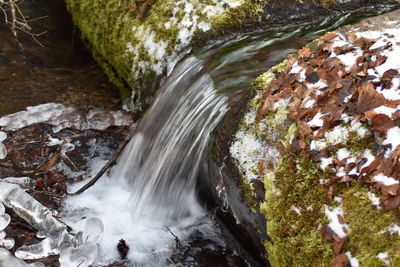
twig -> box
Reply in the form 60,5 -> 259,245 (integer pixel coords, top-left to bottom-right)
166,225 -> 181,249
0,0 -> 46,47
69,124 -> 137,195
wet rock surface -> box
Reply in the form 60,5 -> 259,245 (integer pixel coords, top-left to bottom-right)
0,0 -> 121,117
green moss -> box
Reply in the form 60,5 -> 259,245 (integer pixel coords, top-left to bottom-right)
342,186 -> 400,266
283,123 -> 298,148
261,152 -> 333,267
345,131 -> 374,155
240,177 -> 259,212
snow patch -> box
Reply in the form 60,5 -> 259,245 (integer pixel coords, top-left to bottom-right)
324,204 -> 349,239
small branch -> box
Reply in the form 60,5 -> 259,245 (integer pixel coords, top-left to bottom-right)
0,0 -> 46,48
166,225 -> 181,249
69,124 -> 136,195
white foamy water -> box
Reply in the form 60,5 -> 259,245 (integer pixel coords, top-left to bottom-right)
62,56 -> 229,266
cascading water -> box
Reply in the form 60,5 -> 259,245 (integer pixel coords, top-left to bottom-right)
112,57 -> 228,222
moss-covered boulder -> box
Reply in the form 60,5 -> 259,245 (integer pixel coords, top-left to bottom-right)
64,0 -> 266,110
229,8 -> 400,266
64,0 -> 382,111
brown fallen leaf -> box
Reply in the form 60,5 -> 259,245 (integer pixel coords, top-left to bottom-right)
382,69 -> 399,81
324,32 -> 337,42
382,184 -> 400,196
383,195 -> 400,211
370,113 -> 394,131
321,225 -> 335,243
256,97 -> 274,121
348,33 -> 356,41
356,82 -> 385,113
333,238 -> 347,256
360,157 -> 381,177
332,253 -> 350,267
129,3 -> 137,12
298,47 -> 311,57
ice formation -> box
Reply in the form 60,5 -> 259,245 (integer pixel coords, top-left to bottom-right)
0,202 -> 14,250
0,103 -> 132,132
0,178 -> 101,265
0,248 -> 44,267
0,131 -> 7,159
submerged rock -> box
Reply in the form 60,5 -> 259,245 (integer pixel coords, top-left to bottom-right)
226,8 -> 400,266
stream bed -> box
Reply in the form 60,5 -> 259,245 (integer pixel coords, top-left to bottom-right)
0,1 -> 398,267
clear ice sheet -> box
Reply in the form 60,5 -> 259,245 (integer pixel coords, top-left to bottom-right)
0,248 -> 44,267
59,243 -> 99,267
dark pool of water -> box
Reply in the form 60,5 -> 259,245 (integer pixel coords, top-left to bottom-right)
0,0 -> 121,117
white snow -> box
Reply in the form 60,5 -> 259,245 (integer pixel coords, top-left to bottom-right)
230,130 -> 266,181
372,173 -> 399,186
324,204 -> 349,239
373,105 -> 399,117
289,61 -> 306,81
387,224 -> 400,235
360,149 -> 376,171
320,157 -> 333,170
367,192 -> 381,208
377,78 -> 400,101
125,0 -> 242,81
377,252 -> 390,266
308,112 -> 325,127
337,148 -> 351,161
345,251 -> 360,267
291,206 -> 301,214
383,127 -> 400,156
304,98 -> 316,108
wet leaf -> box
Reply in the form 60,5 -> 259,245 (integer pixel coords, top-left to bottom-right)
382,184 -> 400,196
321,225 -> 334,243
306,72 -> 320,83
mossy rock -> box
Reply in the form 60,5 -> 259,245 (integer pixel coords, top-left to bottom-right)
229,9 -> 400,266
64,0 -> 365,111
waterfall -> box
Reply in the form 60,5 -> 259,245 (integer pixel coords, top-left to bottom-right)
112,56 -> 228,222
62,56 -> 230,266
